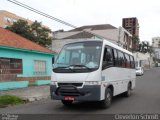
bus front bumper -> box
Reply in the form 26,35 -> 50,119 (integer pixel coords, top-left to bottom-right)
50,85 -> 101,101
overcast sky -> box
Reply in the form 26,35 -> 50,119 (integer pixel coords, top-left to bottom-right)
1,0 -> 160,43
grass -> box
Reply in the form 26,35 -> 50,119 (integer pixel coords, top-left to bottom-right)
0,95 -> 24,107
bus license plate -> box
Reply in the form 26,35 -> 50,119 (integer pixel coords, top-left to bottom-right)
64,96 -> 75,101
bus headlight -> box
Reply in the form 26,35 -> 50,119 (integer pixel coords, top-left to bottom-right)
84,81 -> 101,85
51,81 -> 57,85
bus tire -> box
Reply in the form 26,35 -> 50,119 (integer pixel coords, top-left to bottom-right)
61,100 -> 73,106
124,83 -> 132,97
100,88 -> 112,109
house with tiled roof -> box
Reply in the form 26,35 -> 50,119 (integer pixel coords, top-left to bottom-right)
0,27 -> 55,90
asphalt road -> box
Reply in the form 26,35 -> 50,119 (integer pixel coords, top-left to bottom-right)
1,68 -> 160,119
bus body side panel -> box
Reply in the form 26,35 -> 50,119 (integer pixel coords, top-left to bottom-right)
101,67 -> 133,97
100,40 -> 136,99
131,69 -> 136,89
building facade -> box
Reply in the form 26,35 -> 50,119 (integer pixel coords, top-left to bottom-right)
152,37 -> 160,48
0,27 -> 54,90
122,17 -> 139,50
133,52 -> 154,70
0,10 -> 33,28
0,10 -> 48,28
122,17 -> 139,36
52,24 -> 132,53
152,37 -> 160,61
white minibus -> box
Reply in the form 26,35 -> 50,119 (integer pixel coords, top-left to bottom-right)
50,39 -> 136,108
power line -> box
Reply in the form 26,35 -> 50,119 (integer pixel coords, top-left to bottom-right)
7,0 -> 77,28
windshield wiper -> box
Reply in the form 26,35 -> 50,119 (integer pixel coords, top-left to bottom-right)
53,66 -> 75,72
53,65 -> 92,72
68,65 -> 92,70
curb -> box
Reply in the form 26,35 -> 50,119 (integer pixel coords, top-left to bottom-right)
24,95 -> 50,102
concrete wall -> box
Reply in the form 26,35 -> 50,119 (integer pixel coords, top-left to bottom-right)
0,81 -> 29,90
92,29 -> 118,41
133,52 -> 154,69
53,31 -> 80,39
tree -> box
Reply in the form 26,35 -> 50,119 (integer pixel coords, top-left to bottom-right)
6,19 -> 52,47
132,35 -> 140,44
132,35 -> 140,51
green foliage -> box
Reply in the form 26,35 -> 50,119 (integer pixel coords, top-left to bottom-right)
138,41 -> 152,53
6,19 -> 52,47
132,35 -> 140,52
0,95 -> 24,106
132,35 -> 140,44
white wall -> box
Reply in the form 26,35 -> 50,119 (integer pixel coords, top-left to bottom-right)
133,52 -> 154,69
53,31 -> 80,39
152,37 -> 160,48
153,48 -> 160,59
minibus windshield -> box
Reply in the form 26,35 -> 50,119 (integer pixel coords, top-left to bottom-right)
53,41 -> 102,73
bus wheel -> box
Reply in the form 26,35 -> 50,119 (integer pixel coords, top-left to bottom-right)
100,88 -> 112,109
124,83 -> 132,97
61,100 -> 73,106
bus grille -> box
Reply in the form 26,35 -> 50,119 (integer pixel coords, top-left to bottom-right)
58,83 -> 83,87
56,86 -> 83,96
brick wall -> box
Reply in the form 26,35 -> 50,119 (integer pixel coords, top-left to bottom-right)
16,76 -> 51,83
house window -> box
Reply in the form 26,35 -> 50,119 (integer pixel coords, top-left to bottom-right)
34,60 -> 46,74
10,58 -> 23,74
0,58 -> 23,74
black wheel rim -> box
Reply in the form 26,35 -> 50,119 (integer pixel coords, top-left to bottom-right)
106,92 -> 111,105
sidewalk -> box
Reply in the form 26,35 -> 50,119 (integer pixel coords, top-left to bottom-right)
0,85 -> 50,102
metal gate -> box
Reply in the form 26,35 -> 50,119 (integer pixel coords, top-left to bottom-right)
0,58 -> 17,82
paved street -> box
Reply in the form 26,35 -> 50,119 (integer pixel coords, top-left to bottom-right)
1,68 -> 160,115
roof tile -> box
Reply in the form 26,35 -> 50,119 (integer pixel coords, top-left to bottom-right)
69,24 -> 117,31
0,27 -> 53,54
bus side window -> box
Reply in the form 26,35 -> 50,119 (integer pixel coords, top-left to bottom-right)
122,53 -> 125,67
130,56 -> 135,68
103,46 -> 113,69
113,49 -> 118,67
125,54 -> 131,68
117,51 -> 125,68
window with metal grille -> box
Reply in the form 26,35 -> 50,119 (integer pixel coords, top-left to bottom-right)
10,58 -> 23,74
34,60 -> 46,74
0,58 -> 23,74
